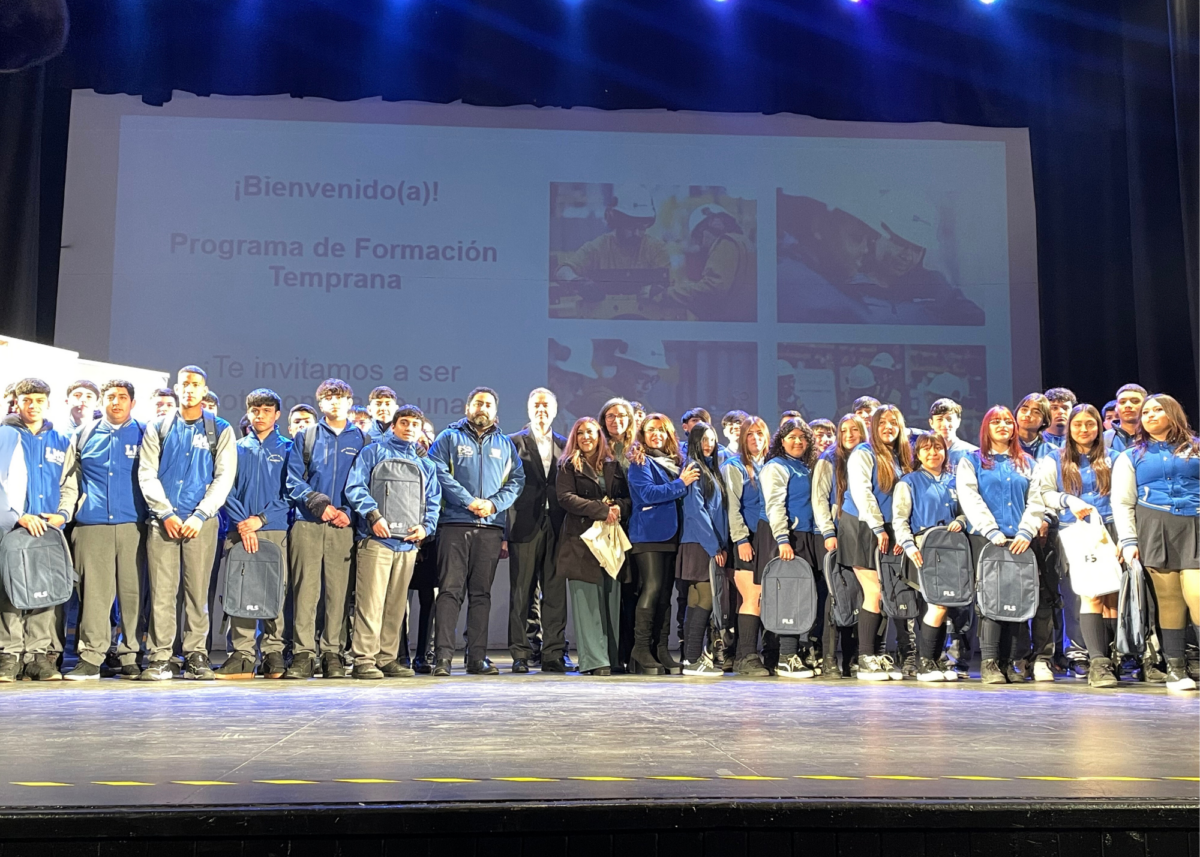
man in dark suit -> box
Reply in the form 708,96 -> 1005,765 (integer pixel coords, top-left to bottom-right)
506,388 -> 568,673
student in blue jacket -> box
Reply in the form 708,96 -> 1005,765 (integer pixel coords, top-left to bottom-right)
626,413 -> 699,675
677,422 -> 728,676
723,416 -> 771,677
284,378 -> 371,680
1104,384 -> 1147,453
345,404 -> 441,680
137,366 -> 238,681
1034,404 -> 1124,688
957,405 -> 1047,684
56,380 -> 147,681
892,432 -> 965,682
760,417 -> 823,678
1113,394 -> 1200,692
213,389 -> 293,681
427,387 -> 525,677
841,405 -> 912,681
0,379 -> 71,682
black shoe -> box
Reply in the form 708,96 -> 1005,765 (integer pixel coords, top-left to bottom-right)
511,658 -> 530,674
64,660 -> 101,681
1087,657 -> 1118,688
530,649 -> 543,666
0,653 -> 20,683
1141,659 -> 1168,683
262,652 -> 287,679
981,658 -> 1008,684
184,652 -> 215,681
100,652 -> 123,678
412,657 -> 432,675
115,663 -> 141,680
321,653 -> 347,679
21,654 -> 61,681
901,653 -> 918,679
139,660 -> 173,681
353,664 -> 384,680
380,660 -> 415,678
586,667 -> 612,676
1165,658 -> 1197,691
540,657 -> 567,673
214,652 -> 256,680
432,659 -> 452,677
466,658 -> 499,675
284,653 -> 315,680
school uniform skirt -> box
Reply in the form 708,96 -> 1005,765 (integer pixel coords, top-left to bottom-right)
1135,506 -> 1200,569
837,512 -> 892,570
737,523 -> 779,584
677,542 -> 716,582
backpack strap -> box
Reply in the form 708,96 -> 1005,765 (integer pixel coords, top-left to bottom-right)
302,426 -> 319,479
203,411 -> 219,461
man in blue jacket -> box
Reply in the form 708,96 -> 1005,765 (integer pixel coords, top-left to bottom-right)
284,378 -> 371,679
0,379 -> 71,681
215,389 -> 293,680
57,379 -> 147,680
137,365 -> 238,681
345,404 -> 441,679
427,387 -> 525,676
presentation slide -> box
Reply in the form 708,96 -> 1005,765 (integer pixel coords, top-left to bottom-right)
57,94 -> 1039,436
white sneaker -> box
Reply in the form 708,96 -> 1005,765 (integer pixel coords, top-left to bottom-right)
916,657 -> 945,682
1033,659 -> 1055,682
776,655 -> 814,679
879,654 -> 903,681
856,654 -> 891,681
682,656 -> 723,677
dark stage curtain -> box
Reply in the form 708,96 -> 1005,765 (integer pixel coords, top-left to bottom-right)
0,0 -> 1195,416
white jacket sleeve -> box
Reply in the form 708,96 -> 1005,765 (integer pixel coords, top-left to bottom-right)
196,424 -> 238,520
760,461 -> 790,545
811,457 -> 836,539
0,427 -> 28,530
57,437 -> 81,522
1112,452 -> 1139,549
956,456 -> 1002,541
723,462 -> 751,545
892,481 -> 916,552
137,419 -> 174,521
847,447 -> 885,533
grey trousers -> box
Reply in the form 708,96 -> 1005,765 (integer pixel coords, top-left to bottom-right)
0,560 -> 59,656
568,576 -> 621,673
73,522 -> 145,666
289,519 -> 355,656
352,540 -> 416,667
145,517 -> 220,661
225,530 -> 288,656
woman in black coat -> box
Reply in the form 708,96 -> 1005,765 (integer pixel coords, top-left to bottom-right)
556,417 -> 632,675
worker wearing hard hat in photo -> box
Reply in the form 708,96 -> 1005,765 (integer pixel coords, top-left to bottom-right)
572,340 -> 672,422
555,185 -> 670,288
659,203 -> 756,322
867,351 -> 904,407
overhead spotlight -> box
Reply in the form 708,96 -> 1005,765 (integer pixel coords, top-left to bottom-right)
979,0 -> 997,4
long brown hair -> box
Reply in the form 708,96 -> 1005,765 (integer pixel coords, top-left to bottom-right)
1061,404 -> 1111,497
738,415 -> 770,484
835,413 -> 868,510
869,405 -> 912,493
1134,394 -> 1200,458
561,417 -> 610,474
978,404 -> 1031,472
597,398 -> 636,451
626,412 -> 682,467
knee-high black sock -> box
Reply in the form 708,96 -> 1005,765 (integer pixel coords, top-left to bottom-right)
778,634 -> 800,658
979,618 -> 1001,661
936,624 -> 948,658
1080,613 -> 1107,660
918,621 -> 942,661
856,609 -> 882,658
684,607 -> 711,663
736,614 -> 760,659
1161,627 -> 1186,660
1103,618 -> 1117,655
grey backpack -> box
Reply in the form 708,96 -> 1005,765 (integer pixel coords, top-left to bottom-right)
223,538 -> 285,619
370,457 -> 426,537
823,549 -> 862,628
917,527 -> 975,608
976,542 -> 1039,622
760,556 -> 818,636
0,527 -> 74,610
877,549 -> 921,620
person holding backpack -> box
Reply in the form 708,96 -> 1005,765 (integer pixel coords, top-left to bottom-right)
56,380 -> 147,680
0,379 -> 71,681
626,414 -> 700,676
956,405 -> 1047,684
677,422 -> 729,677
1112,394 -> 1200,692
1034,404 -> 1124,688
284,378 -> 371,680
136,366 -> 237,681
723,415 -> 772,677
892,431 -> 965,682
212,389 -> 293,680
760,417 -> 823,678
841,405 -> 912,681
555,417 -> 630,676
344,404 -> 441,680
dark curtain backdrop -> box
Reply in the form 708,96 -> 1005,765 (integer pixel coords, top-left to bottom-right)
1,0 -> 1196,417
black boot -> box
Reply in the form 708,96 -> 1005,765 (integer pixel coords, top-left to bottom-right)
652,594 -> 682,674
630,608 -> 665,675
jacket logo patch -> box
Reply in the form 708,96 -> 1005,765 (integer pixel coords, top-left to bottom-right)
342,448 -> 358,456
45,448 -> 66,465
490,448 -> 503,459
192,435 -> 210,450
125,445 -> 139,458
268,454 -> 284,464
457,445 -> 475,457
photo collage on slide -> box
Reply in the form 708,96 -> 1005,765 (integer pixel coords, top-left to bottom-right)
548,182 -> 759,429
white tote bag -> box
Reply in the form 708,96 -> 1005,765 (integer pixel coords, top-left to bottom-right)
1059,517 -> 1123,597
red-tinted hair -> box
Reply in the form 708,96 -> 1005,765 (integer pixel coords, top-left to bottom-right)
977,405 -> 1030,472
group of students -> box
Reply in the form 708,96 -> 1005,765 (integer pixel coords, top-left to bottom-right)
0,369 -> 1195,693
